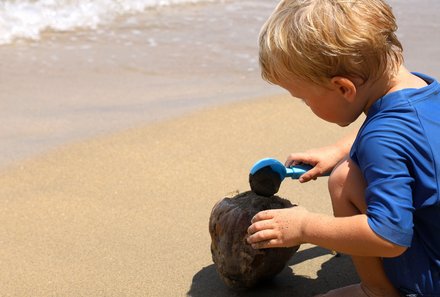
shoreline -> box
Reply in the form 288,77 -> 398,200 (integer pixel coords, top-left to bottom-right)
0,0 -> 280,170
1,0 -> 440,170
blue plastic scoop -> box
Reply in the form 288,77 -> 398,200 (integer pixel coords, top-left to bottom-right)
249,157 -> 316,196
250,158 -> 314,179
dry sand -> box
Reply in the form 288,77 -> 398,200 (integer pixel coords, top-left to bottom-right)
0,94 -> 363,296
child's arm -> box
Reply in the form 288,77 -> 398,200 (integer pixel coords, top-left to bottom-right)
285,130 -> 358,182
247,206 -> 407,258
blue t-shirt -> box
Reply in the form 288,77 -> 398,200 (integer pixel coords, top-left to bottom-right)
350,73 -> 440,296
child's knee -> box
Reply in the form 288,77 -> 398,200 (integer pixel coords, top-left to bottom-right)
328,158 -> 350,202
328,157 -> 367,216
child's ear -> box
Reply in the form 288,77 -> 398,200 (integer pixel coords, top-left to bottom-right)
330,76 -> 357,103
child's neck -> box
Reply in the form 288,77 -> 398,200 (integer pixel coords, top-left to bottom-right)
387,66 -> 427,94
361,66 -> 427,115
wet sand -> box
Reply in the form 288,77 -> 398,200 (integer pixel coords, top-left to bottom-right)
0,0 -> 281,169
2,0 -> 440,170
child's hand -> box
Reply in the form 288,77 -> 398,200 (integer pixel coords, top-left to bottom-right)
285,131 -> 357,183
285,145 -> 343,182
247,206 -> 309,249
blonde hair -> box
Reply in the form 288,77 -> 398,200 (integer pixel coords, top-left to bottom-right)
259,0 -> 404,86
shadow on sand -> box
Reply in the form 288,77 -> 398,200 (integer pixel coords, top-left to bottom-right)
187,246 -> 359,297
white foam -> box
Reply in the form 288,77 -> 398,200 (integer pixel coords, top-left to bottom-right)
0,0 -> 215,45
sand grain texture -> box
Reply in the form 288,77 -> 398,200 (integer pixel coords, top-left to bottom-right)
0,95 -> 361,296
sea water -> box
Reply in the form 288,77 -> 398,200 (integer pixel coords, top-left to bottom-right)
0,0 -> 220,44
0,0 -> 281,168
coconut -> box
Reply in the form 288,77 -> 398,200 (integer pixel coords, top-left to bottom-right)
209,191 -> 299,288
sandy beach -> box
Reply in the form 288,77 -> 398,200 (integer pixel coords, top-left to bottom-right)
0,94 -> 362,296
1,0 -> 440,296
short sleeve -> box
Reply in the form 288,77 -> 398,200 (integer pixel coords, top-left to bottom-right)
351,127 -> 415,247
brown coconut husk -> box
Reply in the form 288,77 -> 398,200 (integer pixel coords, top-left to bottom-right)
209,191 -> 299,288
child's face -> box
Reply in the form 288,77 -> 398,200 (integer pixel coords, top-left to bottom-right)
280,78 -> 363,127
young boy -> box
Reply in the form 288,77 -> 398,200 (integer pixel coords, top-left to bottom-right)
246,0 -> 440,296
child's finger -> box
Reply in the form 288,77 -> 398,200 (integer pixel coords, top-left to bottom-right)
251,210 -> 275,223
250,238 -> 283,249
285,152 -> 317,167
246,229 -> 277,245
285,153 -> 307,167
299,171 -> 316,182
299,166 -> 325,183
247,219 -> 273,235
